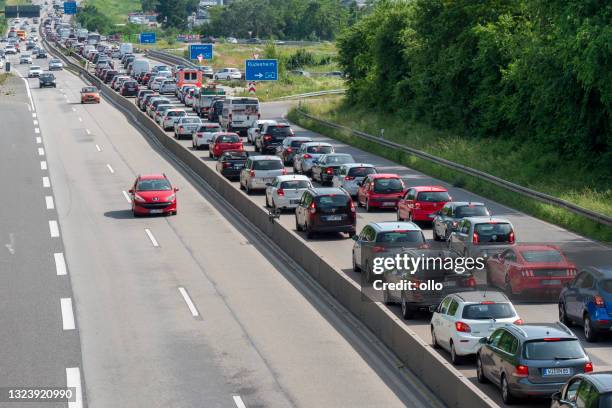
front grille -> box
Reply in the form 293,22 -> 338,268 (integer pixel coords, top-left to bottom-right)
141,202 -> 171,209
533,269 -> 568,277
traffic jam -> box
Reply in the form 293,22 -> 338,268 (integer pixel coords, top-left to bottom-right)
24,14 -> 612,407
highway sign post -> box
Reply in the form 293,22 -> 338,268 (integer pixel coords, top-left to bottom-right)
188,44 -> 213,61
245,59 -> 278,81
139,32 -> 156,44
63,1 -> 77,15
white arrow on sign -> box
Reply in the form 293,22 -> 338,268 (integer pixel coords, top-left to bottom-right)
254,73 -> 263,78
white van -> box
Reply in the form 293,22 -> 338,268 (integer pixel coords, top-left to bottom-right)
131,59 -> 150,77
220,97 -> 261,134
119,43 -> 133,57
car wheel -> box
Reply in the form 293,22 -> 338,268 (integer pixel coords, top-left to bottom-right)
431,326 -> 440,349
501,375 -> 515,405
559,302 -> 572,326
408,211 -> 414,222
347,231 -> 355,239
209,150 -> 213,158
584,315 -> 598,342
450,341 -> 462,365
476,355 -> 488,383
245,183 -> 251,195
306,226 -> 314,239
295,216 -> 302,231
401,298 -> 414,319
352,251 -> 361,272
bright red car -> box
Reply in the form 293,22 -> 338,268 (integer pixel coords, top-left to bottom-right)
209,132 -> 243,159
129,174 -> 178,216
356,174 -> 405,211
397,185 -> 451,222
486,244 -> 577,296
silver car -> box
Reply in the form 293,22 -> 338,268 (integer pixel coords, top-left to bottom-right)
159,79 -> 177,95
48,58 -> 63,70
174,116 -> 202,140
240,156 -> 286,194
332,163 -> 377,196
192,123 -> 223,150
265,175 -> 312,210
293,142 -> 334,175
449,216 -> 515,259
161,109 -> 186,131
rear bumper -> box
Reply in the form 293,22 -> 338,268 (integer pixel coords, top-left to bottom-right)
511,380 -> 569,398
368,198 -> 400,209
311,224 -> 356,234
412,209 -> 437,221
511,276 -> 573,293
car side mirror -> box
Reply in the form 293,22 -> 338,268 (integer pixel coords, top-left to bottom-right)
428,305 -> 437,313
174,187 -> 179,192
128,189 -> 134,194
479,337 -> 488,345
265,183 -> 272,187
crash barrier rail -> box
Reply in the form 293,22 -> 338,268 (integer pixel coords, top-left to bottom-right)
44,38 -> 499,408
145,49 -> 197,69
293,109 -> 612,227
276,89 -> 346,99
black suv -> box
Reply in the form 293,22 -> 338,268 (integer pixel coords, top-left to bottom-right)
39,73 -> 56,88
295,188 -> 356,238
256,123 -> 294,154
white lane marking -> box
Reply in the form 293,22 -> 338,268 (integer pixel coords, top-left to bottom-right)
45,196 -> 55,209
60,298 -> 75,330
35,127 -> 40,134
106,164 -> 114,174
27,104 -> 32,112
49,220 -> 60,238
78,117 -> 82,122
72,107 -> 76,112
233,396 -> 247,408
86,129 -> 91,135
95,144 -> 102,152
38,147 -> 45,156
66,367 -> 83,408
178,287 -> 200,317
33,119 -> 38,126
4,233 -> 15,255
32,113 -> 37,118
122,190 -> 131,203
40,161 -> 47,170
36,137 -> 42,144
43,177 -> 51,188
144,229 -> 159,247
54,253 -> 67,276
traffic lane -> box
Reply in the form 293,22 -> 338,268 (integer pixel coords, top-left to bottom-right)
0,72 -> 82,406
38,66 -> 427,408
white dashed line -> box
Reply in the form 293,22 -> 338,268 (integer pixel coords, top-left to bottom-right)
34,127 -> 40,134
122,191 -> 131,203
27,104 -> 32,112
36,137 -> 42,144
86,129 -> 91,135
66,367 -> 83,408
144,228 -> 159,247
49,220 -> 60,238
43,177 -> 51,188
233,396 -> 247,408
33,120 -> 38,126
106,164 -> 114,174
95,144 -> 102,152
78,117 -> 82,122
178,287 -> 200,317
32,113 -> 37,118
71,107 -> 76,112
54,253 -> 67,276
60,298 -> 75,330
38,147 -> 45,156
45,196 -> 54,209
40,161 -> 47,170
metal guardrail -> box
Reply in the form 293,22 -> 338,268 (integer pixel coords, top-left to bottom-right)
276,89 -> 346,100
294,109 -> 612,227
145,49 -> 196,68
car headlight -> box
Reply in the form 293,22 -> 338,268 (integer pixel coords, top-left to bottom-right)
165,194 -> 176,201
134,194 -> 146,202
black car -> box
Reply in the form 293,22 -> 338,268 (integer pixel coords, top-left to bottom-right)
311,153 -> 356,185
216,150 -> 248,180
256,123 -> 294,154
103,70 -> 118,84
39,73 -> 56,88
552,371 -> 612,408
208,99 -> 224,123
120,80 -> 139,97
295,188 -> 356,238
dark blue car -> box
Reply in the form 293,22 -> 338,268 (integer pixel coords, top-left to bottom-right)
559,267 -> 612,342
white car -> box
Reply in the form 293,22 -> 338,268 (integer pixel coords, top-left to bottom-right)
149,76 -> 167,91
247,119 -> 277,144
173,116 -> 202,140
239,156 -> 286,194
332,163 -> 378,196
20,54 -> 32,64
48,58 -> 63,70
159,79 -> 177,95
430,291 -> 522,364
293,142 -> 334,175
214,67 -> 241,80
4,46 -> 17,55
184,88 -> 197,107
226,37 -> 238,44
28,65 -> 43,78
155,104 -> 181,125
265,175 -> 312,211
192,123 -> 223,150
161,109 -> 186,131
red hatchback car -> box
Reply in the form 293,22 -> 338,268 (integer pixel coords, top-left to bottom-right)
209,132 -> 243,159
397,186 -> 451,222
486,244 -> 577,296
356,174 -> 405,211
129,174 -> 178,216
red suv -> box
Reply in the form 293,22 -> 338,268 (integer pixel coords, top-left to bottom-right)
209,133 -> 243,159
397,186 -> 451,222
356,174 -> 405,211
129,174 -> 178,216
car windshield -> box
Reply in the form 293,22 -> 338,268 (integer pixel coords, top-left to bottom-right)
462,303 -> 515,320
601,280 -> 612,294
373,178 -> 403,193
253,160 -> 282,170
417,191 -> 450,202
199,126 -> 222,132
30,66 -> 40,70
280,180 -> 310,189
474,223 -> 513,243
455,205 -> 489,217
520,249 -> 564,263
523,339 -> 584,360
316,194 -> 349,208
307,145 -> 332,154
136,179 -> 172,191
348,167 -> 376,177
82,87 -> 97,93
41,74 -> 54,79
376,231 -> 425,244
290,140 -> 308,148
218,135 -> 240,143
326,155 -> 354,164
267,126 -> 292,137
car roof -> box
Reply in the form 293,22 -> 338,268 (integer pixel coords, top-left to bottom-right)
286,136 -> 312,141
250,155 -> 280,161
411,185 -> 447,192
585,267 -> 612,278
309,187 -> 348,195
275,175 -> 310,181
324,153 -> 352,157
506,323 -> 575,340
581,372 -> 612,393
343,163 -> 375,168
139,174 -> 167,180
369,221 -> 421,232
462,216 -> 512,224
368,173 -> 401,179
303,142 -> 332,147
449,201 -> 485,207
451,290 -> 510,303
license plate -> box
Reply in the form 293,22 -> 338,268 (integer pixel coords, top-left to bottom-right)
290,199 -> 300,204
444,281 -> 457,287
234,164 -> 244,169
326,215 -> 342,221
263,178 -> 274,183
150,209 -> 163,214
543,368 -> 571,376
382,202 -> 395,207
541,280 -> 562,285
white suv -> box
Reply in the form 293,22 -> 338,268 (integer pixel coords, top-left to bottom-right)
214,67 -> 241,80
430,291 -> 522,365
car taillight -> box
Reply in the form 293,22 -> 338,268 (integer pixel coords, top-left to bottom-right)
509,231 -> 515,243
325,167 -> 333,175
303,154 -> 312,159
414,202 -> 421,209
344,176 -> 354,181
455,322 -> 471,333
472,232 -> 479,244
594,295 -> 605,308
513,319 -> 524,325
222,162 -> 231,168
277,188 -> 284,196
281,168 -> 288,175
309,201 -> 316,214
249,170 -> 255,177
463,277 -> 477,287
263,135 -> 272,141
567,268 -> 577,276
197,133 -> 203,138
373,246 -> 387,253
521,269 -> 534,277
286,147 -> 292,153
350,200 -> 356,213
584,362 -> 593,373
513,365 -> 529,377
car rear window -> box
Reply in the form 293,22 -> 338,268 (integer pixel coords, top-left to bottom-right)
290,140 -> 308,148
267,126 -> 292,137
223,151 -> 248,160
523,339 -> 585,360
326,155 -> 354,165
316,194 -> 349,208
520,249 -> 564,263
217,135 -> 240,143
416,191 -> 450,202
375,231 -> 425,244
454,205 -> 489,217
348,167 -> 376,178
182,118 -> 201,124
373,178 -> 403,193
82,87 -> 97,93
474,223 -> 513,243
253,160 -> 283,170
462,303 -> 515,320
307,145 -> 333,154
168,111 -> 186,117
601,280 -> 612,294
137,179 -> 172,191
280,180 -> 310,189
199,126 -> 222,132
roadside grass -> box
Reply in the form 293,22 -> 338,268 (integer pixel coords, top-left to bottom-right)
85,0 -> 141,24
288,99 -> 612,243
6,0 -> 31,4
0,72 -> 12,86
237,76 -> 344,101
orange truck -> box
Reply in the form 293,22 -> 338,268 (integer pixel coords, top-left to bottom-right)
176,68 -> 203,89
16,30 -> 27,41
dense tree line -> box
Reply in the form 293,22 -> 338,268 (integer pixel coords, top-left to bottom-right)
338,0 -> 611,168
76,4 -> 114,34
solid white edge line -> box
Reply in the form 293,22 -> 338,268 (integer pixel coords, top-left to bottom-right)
36,136 -> 42,144
35,127 -> 40,134
49,220 -> 60,238
40,161 -> 47,170
60,298 -> 75,330
144,228 -> 159,247
43,177 -> 51,188
122,190 -> 131,203
78,117 -> 82,122
38,147 -> 45,156
54,252 -> 67,276
66,367 -> 83,408
233,395 -> 247,408
106,164 -> 114,174
178,287 -> 200,317
45,195 -> 54,210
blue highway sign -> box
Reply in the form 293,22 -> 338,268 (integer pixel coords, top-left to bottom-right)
139,32 -> 156,44
245,59 -> 278,81
63,1 -> 77,14
188,44 -> 213,60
